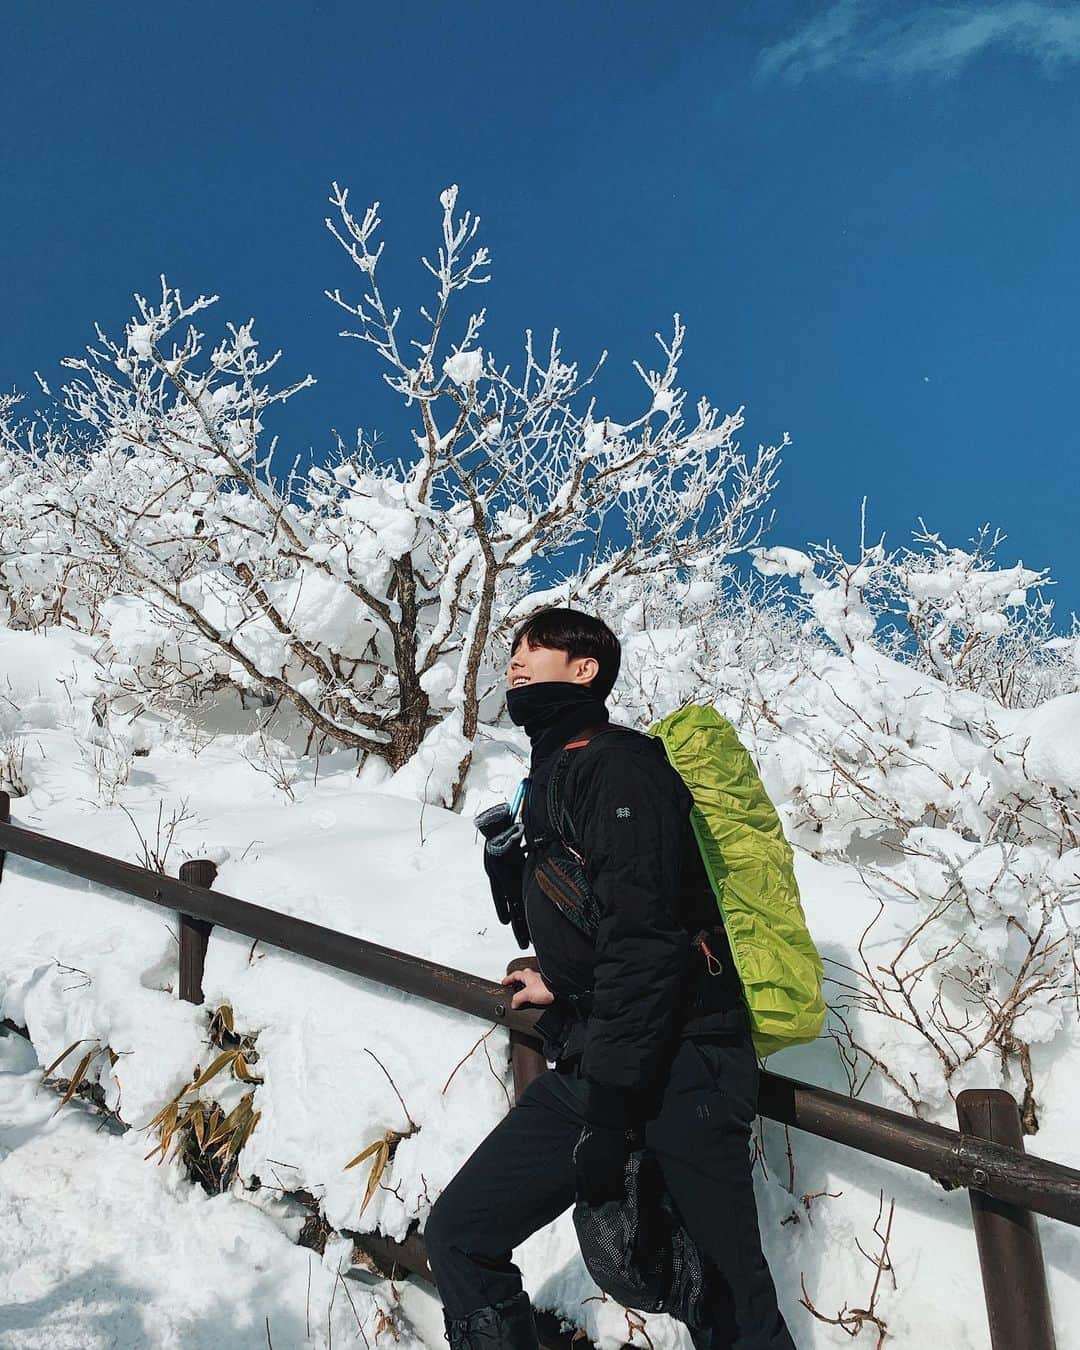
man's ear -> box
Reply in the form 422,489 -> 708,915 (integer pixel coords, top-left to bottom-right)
573,656 -> 600,686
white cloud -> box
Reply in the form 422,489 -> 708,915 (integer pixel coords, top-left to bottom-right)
759,1 -> 1080,84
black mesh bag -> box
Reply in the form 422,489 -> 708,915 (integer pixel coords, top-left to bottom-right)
572,1148 -> 708,1330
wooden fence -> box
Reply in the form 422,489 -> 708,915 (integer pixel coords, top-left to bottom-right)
1,794 -> 1073,1349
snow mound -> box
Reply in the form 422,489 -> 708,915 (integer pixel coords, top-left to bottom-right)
1012,692 -> 1080,793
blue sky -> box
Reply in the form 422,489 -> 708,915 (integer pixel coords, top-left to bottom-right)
3,1 -> 1078,622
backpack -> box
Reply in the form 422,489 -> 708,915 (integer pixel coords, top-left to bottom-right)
649,704 -> 826,1057
549,706 -> 826,1057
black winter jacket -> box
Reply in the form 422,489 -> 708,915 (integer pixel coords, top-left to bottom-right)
519,702 -> 747,1128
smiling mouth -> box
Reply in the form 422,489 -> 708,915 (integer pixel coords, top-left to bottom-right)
511,677 -> 530,687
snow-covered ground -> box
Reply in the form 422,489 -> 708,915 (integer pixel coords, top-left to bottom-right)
1,622 -> 1078,1349
0,1030 -> 443,1350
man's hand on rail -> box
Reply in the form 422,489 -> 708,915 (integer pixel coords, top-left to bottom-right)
501,968 -> 555,1009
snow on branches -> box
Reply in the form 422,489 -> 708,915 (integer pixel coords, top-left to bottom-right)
0,393 -> 117,633
753,512 -> 1073,707
4,186 -> 785,804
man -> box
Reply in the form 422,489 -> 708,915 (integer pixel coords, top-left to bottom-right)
425,608 -> 795,1350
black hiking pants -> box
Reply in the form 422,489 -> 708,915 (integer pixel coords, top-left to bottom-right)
425,1035 -> 796,1350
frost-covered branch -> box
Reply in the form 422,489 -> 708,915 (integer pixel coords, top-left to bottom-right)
7,186 -> 787,800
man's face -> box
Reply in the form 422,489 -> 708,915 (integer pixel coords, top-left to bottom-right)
507,639 -> 597,690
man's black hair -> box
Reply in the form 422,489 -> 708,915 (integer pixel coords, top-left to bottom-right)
511,607 -> 621,702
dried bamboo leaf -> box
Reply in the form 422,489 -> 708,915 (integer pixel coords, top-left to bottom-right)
233,1053 -> 256,1082
218,1005 -> 234,1035
144,1099 -> 181,1162
343,1139 -> 384,1171
359,1140 -> 391,1217
188,1049 -> 239,1093
227,1114 -> 256,1159
170,1103 -> 205,1162
155,1123 -> 177,1163
42,1038 -> 89,1081
205,1115 -> 240,1153
209,1103 -> 255,1165
205,1094 -> 252,1150
191,1103 -> 208,1150
238,1103 -> 260,1144
57,1050 -> 95,1109
147,1097 -> 180,1132
151,1099 -> 180,1135
216,1098 -> 251,1140
243,1108 -> 261,1144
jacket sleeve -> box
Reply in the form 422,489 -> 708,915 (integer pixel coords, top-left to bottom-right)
569,740 -> 691,1127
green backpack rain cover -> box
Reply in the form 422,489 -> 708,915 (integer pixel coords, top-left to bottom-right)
650,704 -> 826,1057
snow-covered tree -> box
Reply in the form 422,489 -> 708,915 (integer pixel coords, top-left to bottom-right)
15,186 -> 785,802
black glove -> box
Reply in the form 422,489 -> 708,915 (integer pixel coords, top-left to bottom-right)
474,803 -> 529,947
573,1123 -> 633,1206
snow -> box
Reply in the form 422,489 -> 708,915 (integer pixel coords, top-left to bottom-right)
1010,691 -> 1080,794
126,322 -> 155,360
582,419 -> 626,454
1044,634 -> 1080,669
751,546 -> 814,579
0,624 -> 101,735
0,621 -> 1078,1348
442,349 -> 484,387
0,1032 -> 425,1350
382,711 -> 472,808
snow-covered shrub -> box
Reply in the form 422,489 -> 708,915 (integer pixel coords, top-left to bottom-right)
879,522 -> 1079,706
0,394 -> 118,633
571,561 -> 1078,1130
680,629 -> 1080,1128
754,518 -> 1079,708
597,563 -> 817,729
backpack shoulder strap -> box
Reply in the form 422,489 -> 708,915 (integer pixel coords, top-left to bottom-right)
546,723 -> 634,849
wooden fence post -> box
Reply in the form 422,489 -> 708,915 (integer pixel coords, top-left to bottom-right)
0,791 -> 9,885
177,859 -> 217,1005
504,957 -> 548,1104
956,1089 -> 1056,1350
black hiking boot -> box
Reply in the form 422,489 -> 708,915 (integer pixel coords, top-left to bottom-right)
444,1292 -> 539,1350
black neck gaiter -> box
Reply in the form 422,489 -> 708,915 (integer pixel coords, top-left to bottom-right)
505,681 -> 609,767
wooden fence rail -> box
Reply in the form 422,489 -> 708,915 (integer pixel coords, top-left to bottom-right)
0,797 -> 1072,1348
